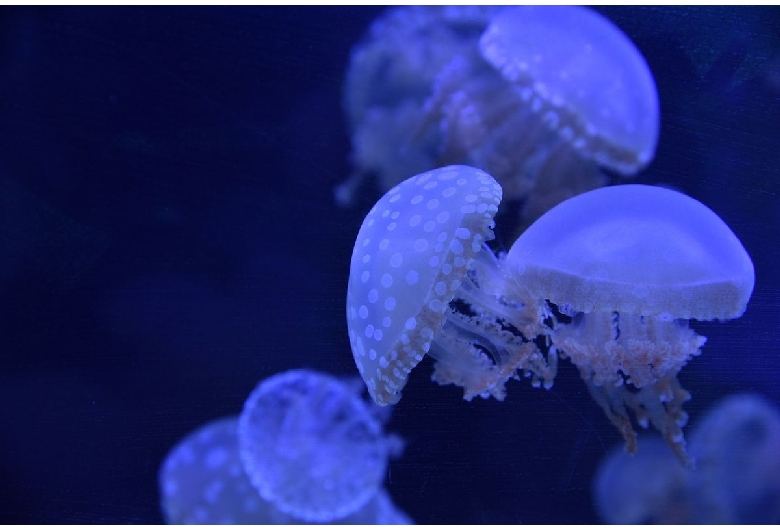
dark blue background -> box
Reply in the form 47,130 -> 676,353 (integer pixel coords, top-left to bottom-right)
1,6 -> 779,524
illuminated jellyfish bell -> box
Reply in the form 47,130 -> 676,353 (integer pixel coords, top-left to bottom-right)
237,369 -> 400,522
506,184 -> 755,465
687,394 -> 780,524
593,436 -> 693,524
428,5 -> 659,225
347,164 -> 557,407
159,415 -> 411,525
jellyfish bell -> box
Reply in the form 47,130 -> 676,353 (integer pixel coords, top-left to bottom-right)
237,369 -> 397,523
506,184 -> 755,465
428,5 -> 660,226
347,164 -> 556,407
479,5 -> 659,174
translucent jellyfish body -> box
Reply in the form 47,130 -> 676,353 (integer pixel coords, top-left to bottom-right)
593,436 -> 693,524
159,415 -> 411,524
237,369 -> 401,522
506,184 -> 755,464
340,6 -> 659,229
687,394 -> 780,524
337,5 -> 499,206
347,165 -> 556,406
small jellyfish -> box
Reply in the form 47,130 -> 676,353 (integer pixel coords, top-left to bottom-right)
237,369 -> 400,522
687,393 -> 780,524
158,416 -> 284,524
158,414 -> 411,525
593,436 -> 694,524
347,165 -> 556,406
506,184 -> 755,464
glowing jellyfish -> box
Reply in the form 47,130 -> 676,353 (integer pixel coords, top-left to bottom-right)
237,369 -> 400,522
687,394 -> 780,523
159,415 -> 411,525
340,6 -> 660,231
506,184 -> 755,464
347,165 -> 556,406
593,436 -> 693,524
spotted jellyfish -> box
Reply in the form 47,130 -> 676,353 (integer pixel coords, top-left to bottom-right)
347,164 -> 557,407
237,369 -> 404,522
158,414 -> 411,524
505,184 -> 755,465
340,6 -> 660,233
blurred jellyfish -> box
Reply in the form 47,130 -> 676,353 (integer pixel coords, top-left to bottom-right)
337,5 -> 499,206
347,165 -> 556,406
593,436 -> 693,524
238,369 -> 403,522
339,6 -> 659,229
159,415 -> 411,524
688,393 -> 780,524
506,184 -> 755,464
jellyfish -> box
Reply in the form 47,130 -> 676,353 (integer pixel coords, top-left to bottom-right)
337,5 -> 499,206
687,393 -> 780,523
593,436 -> 694,524
158,415 -> 411,524
505,184 -> 755,464
237,369 -> 402,522
347,164 -> 557,406
340,6 -> 659,230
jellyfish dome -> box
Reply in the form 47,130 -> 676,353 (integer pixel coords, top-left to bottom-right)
158,416 -> 284,524
687,393 -> 780,524
506,184 -> 755,464
348,165 -> 557,406
237,369 -> 398,522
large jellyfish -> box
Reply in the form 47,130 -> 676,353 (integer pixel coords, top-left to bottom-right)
347,164 -> 555,406
506,184 -> 755,464
237,369 -> 403,522
339,6 -> 659,229
158,415 -> 411,524
687,393 -> 780,523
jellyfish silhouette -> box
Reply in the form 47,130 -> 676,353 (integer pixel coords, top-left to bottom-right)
347,164 -> 556,406
592,394 -> 780,524
506,184 -> 755,464
593,436 -> 693,524
687,393 -> 780,524
339,6 -> 659,229
237,369 -> 402,522
158,415 -> 411,524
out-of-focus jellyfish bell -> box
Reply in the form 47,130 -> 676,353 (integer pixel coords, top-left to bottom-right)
237,369 -> 401,522
159,416 -> 284,524
687,394 -> 780,523
427,5 -> 660,226
593,436 -> 693,524
506,184 -> 755,465
159,415 -> 412,525
347,165 -> 556,406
